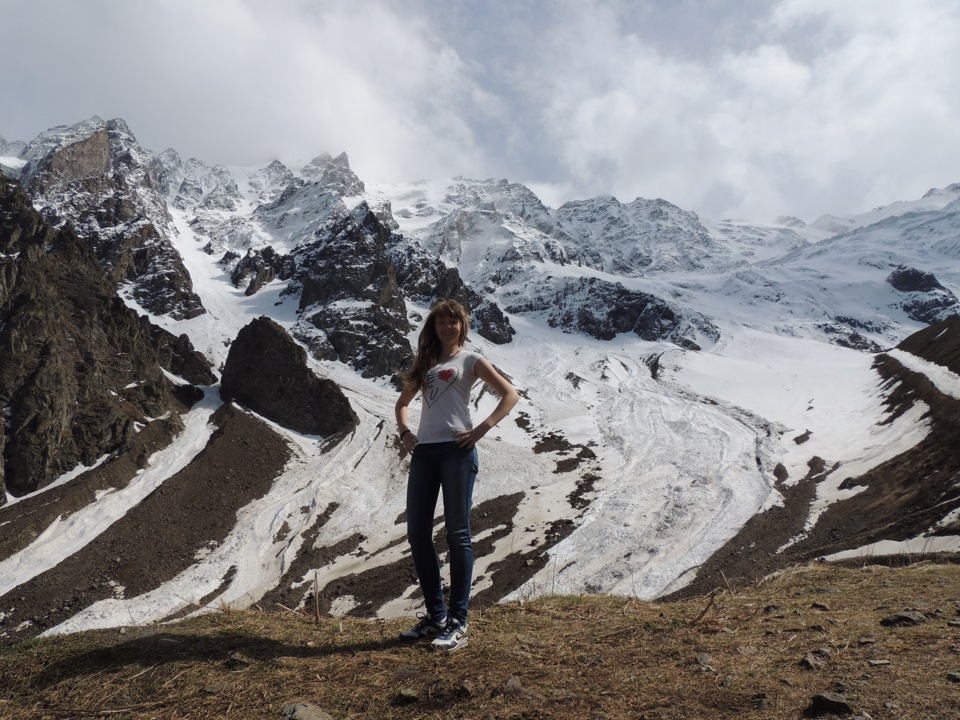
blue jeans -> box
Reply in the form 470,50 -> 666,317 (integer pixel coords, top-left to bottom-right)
406,441 -> 478,626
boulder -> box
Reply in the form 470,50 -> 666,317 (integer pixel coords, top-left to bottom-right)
886,265 -> 959,324
220,317 -> 358,437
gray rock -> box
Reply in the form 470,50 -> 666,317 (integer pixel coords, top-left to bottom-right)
492,676 -> 542,701
282,701 -> 335,720
801,647 -> 833,670
806,692 -> 854,716
395,687 -> 419,705
880,611 -> 928,627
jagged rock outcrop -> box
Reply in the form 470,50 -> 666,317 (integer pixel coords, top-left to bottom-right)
250,160 -> 297,203
219,316 -> 358,437
816,322 -> 884,353
230,246 -> 293,295
254,181 -> 348,248
16,117 -> 204,320
301,152 -> 365,196
147,326 -> 218,386
284,202 -> 413,378
505,276 -> 719,350
886,265 -> 960,324
169,157 -> 241,211
0,134 -> 26,157
471,299 -> 516,344
150,152 -> 267,255
389,242 -> 516,344
0,175 -> 211,500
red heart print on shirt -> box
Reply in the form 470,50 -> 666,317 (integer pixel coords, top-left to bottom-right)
425,364 -> 460,406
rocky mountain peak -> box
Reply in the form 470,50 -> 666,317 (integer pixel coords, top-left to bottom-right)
0,133 -> 27,158
13,117 -> 205,320
301,151 -> 365,196
554,194 -> 730,275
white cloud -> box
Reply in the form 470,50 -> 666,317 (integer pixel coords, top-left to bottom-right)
0,0 -> 493,180
521,0 -> 960,219
2,0 -> 960,221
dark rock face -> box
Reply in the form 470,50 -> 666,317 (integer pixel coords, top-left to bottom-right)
220,316 -> 358,437
506,277 -> 718,350
17,118 -> 204,320
390,243 -> 516,345
897,315 -> 960,375
887,265 -> 945,293
0,175 -> 211,500
886,265 -> 959,324
147,326 -> 218,386
230,247 -> 291,296
471,300 -> 516,344
816,322 -> 884,353
286,203 -> 413,378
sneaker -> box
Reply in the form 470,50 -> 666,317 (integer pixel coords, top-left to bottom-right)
431,620 -> 468,652
399,613 -> 447,643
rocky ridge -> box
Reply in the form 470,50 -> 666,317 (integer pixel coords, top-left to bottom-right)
0,174 -> 213,497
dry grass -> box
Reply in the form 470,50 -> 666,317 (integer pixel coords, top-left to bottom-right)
1,560 -> 959,720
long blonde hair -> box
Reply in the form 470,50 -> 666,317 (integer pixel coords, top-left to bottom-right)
402,299 -> 470,391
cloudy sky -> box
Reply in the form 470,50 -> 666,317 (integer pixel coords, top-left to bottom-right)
2,0 -> 959,222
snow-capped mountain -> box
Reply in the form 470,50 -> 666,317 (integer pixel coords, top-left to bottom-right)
1,117 -> 958,645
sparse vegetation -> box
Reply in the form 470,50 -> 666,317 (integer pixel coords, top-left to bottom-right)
2,560 -> 959,719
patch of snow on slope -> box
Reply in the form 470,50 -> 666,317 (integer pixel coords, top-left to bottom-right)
887,348 -> 960,400
669,327 -> 930,485
825,534 -> 960,561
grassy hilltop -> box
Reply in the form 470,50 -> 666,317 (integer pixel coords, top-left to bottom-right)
1,560 -> 959,720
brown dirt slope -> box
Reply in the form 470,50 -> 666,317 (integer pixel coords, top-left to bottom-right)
0,404 -> 290,647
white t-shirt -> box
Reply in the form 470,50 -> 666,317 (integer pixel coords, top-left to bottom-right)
416,350 -> 481,444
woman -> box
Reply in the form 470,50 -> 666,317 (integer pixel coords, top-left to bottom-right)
395,299 -> 519,651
